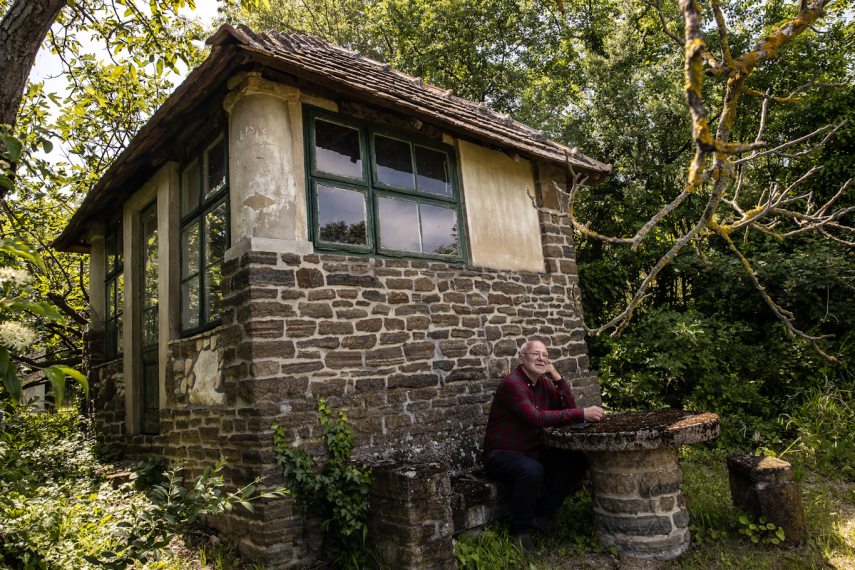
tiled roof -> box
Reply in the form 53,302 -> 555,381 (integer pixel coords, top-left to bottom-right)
210,24 -> 611,176
54,24 -> 609,252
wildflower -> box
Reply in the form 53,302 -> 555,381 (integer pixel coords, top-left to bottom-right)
0,321 -> 37,352
0,267 -> 32,287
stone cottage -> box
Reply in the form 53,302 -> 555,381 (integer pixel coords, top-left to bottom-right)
54,24 -> 610,566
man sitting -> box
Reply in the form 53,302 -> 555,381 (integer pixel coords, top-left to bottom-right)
482,339 -> 605,552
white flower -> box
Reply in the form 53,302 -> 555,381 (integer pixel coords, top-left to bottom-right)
0,267 -> 32,287
0,321 -> 37,352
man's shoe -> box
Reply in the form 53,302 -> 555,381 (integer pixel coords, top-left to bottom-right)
512,532 -> 537,555
531,513 -> 558,537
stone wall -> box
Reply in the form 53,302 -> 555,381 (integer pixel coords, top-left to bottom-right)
85,210 -> 600,566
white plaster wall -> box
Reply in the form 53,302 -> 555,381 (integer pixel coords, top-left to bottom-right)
458,140 -> 545,272
225,74 -> 312,258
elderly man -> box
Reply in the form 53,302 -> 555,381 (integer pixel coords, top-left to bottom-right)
482,339 -> 605,551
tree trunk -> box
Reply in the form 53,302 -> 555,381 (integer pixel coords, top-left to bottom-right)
0,0 -> 67,126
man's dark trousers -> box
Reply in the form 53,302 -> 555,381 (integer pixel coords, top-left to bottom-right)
485,448 -> 587,534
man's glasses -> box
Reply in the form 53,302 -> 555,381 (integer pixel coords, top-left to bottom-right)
521,351 -> 549,358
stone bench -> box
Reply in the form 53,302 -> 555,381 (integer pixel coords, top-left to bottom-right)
726,453 -> 807,544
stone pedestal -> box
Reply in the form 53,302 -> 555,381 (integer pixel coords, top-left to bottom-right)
368,462 -> 456,569
726,454 -> 807,544
589,447 -> 689,558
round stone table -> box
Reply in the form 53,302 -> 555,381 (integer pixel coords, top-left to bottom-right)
545,410 -> 719,559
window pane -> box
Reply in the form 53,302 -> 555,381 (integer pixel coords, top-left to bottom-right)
316,184 -> 368,245
107,279 -> 116,318
181,159 -> 200,216
181,221 -> 200,278
142,206 -> 158,304
377,196 -> 421,253
421,204 -> 459,256
204,264 -> 222,323
182,279 -> 200,330
205,200 -> 228,268
116,273 -> 124,316
375,135 -> 414,189
143,307 -> 158,346
415,146 -> 451,196
116,317 -> 123,355
205,138 -> 226,200
314,120 -> 362,179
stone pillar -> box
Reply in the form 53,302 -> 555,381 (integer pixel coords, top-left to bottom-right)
368,462 -> 457,569
727,454 -> 807,544
224,72 -> 312,259
589,447 -> 690,559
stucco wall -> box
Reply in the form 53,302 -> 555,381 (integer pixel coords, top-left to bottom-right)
457,140 -> 545,273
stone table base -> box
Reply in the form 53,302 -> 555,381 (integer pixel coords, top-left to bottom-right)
589,447 -> 689,558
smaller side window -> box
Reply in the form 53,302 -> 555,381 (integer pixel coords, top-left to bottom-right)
104,222 -> 123,358
180,135 -> 229,334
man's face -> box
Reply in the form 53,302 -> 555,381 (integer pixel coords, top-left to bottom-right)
519,342 -> 549,380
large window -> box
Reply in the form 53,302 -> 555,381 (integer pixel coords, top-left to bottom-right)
306,108 -> 464,260
180,135 -> 229,334
104,221 -> 123,358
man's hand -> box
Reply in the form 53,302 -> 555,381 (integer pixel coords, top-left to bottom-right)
583,406 -> 605,422
544,362 -> 562,381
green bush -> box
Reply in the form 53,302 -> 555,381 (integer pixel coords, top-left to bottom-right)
272,398 -> 373,568
781,376 -> 855,480
0,406 -> 278,569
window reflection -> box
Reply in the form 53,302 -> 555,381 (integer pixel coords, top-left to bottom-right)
415,146 -> 451,196
317,185 -> 368,245
375,135 -> 415,189
181,221 -> 200,277
182,281 -> 200,330
315,120 -> 363,180
181,159 -> 200,216
378,197 -> 421,252
205,138 -> 226,199
205,201 -> 228,267
420,204 -> 458,255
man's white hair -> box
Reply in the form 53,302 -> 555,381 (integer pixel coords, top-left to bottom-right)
518,339 -> 547,358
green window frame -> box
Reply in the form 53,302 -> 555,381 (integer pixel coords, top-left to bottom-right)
179,134 -> 230,335
104,221 -> 123,358
305,107 -> 466,261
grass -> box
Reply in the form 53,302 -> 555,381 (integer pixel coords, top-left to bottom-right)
456,448 -> 854,570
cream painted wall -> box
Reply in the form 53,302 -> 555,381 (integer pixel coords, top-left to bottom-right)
224,73 -> 314,259
458,140 -> 545,272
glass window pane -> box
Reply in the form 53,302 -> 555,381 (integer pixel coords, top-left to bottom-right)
205,200 -> 228,268
205,138 -> 226,200
107,279 -> 116,318
204,264 -> 222,324
314,120 -> 363,179
116,317 -> 123,354
181,221 -> 200,278
142,207 -> 158,306
420,204 -> 459,256
116,273 -> 124,315
182,279 -> 200,330
415,146 -> 451,196
316,184 -> 368,245
143,307 -> 158,346
181,159 -> 200,216
375,135 -> 414,189
377,196 -> 421,253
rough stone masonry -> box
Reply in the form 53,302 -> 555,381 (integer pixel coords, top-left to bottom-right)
87,210 -> 603,566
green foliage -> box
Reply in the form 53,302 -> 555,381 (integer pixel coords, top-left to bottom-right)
0,406 -> 280,569
454,528 -> 528,569
272,397 -> 373,568
736,514 -> 786,546
780,376 -> 855,480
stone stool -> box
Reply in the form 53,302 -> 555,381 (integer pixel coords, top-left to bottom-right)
726,453 -> 807,544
